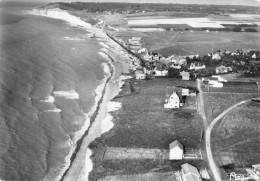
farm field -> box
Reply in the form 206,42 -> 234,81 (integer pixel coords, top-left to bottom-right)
89,78 -> 206,180
211,102 -> 260,178
142,31 -> 260,56
114,30 -> 260,57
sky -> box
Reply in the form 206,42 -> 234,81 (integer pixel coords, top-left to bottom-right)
2,0 -> 260,6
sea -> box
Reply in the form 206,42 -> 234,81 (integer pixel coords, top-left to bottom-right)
0,2 -> 108,181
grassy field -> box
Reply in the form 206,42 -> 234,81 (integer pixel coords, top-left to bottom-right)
201,82 -> 258,93
89,78 -> 206,180
203,92 -> 259,122
211,102 -> 260,178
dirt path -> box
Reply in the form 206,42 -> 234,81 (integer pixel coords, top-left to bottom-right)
205,99 -> 252,181
196,79 -> 255,181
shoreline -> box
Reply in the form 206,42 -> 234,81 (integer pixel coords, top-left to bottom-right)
28,7 -> 133,181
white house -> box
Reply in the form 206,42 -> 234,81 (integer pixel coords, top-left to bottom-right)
137,48 -> 147,54
155,70 -> 168,77
170,64 -> 181,69
179,58 -> 187,65
208,77 -> 223,88
180,71 -> 190,80
252,164 -> 260,176
181,163 -> 202,181
252,53 -> 257,59
169,140 -> 184,160
164,91 -> 180,108
212,53 -> 221,60
135,70 -> 146,80
189,63 -> 206,70
212,75 -> 227,82
182,89 -> 190,96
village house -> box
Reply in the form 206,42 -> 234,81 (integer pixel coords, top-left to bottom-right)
216,65 -> 232,74
137,48 -> 147,54
154,70 -> 168,77
135,70 -> 146,80
212,53 -> 221,60
169,140 -> 184,160
182,88 -> 190,96
181,163 -> 202,181
212,75 -> 227,82
179,58 -> 187,65
180,71 -> 190,80
252,164 -> 260,176
252,53 -> 257,59
143,53 -> 153,61
164,91 -> 180,108
170,63 -> 181,69
152,55 -> 160,61
189,63 -> 206,70
207,77 -> 223,88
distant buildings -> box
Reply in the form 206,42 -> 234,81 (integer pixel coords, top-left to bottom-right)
181,163 -> 202,181
169,140 -> 184,160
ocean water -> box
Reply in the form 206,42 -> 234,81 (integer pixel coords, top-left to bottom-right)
0,4 -> 106,181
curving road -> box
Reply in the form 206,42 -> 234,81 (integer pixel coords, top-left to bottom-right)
196,79 -> 256,181
205,99 -> 251,181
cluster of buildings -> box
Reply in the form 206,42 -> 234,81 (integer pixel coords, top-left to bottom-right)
164,87 -> 196,109
169,140 -> 205,181
120,37 -> 259,82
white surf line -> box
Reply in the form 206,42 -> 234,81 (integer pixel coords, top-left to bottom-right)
53,90 -> 79,100
29,7 -> 132,181
41,95 -> 55,103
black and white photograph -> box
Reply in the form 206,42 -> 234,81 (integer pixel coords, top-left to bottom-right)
0,0 -> 260,180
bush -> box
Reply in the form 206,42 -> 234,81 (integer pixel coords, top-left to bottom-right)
244,28 -> 258,32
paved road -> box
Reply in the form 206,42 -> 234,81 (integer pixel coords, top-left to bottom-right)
196,79 -> 254,181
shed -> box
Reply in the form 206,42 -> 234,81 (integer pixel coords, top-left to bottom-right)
180,71 -> 190,80
169,140 -> 184,160
182,89 -> 190,96
181,163 -> 202,181
164,91 -> 180,108
135,70 -> 146,80
252,164 -> 260,175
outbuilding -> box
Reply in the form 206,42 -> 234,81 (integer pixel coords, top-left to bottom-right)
169,140 -> 184,160
180,71 -> 190,80
181,163 -> 202,181
135,70 -> 146,80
